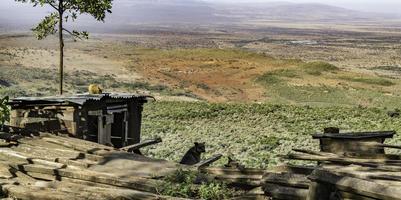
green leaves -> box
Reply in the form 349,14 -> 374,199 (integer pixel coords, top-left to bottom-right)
64,0 -> 113,22
31,12 -> 58,40
0,96 -> 10,127
16,0 -> 113,40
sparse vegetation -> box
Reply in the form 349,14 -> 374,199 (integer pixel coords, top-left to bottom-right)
158,169 -> 236,199
256,69 -> 300,85
0,65 -> 188,97
256,72 -> 283,85
372,65 -> 401,73
142,102 -> 401,168
340,76 -> 395,86
300,61 -> 339,75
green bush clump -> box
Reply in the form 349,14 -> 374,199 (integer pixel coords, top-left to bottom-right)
340,76 -> 395,86
158,169 -> 235,200
0,96 -> 10,128
301,61 -> 339,75
256,72 -> 283,85
256,69 -> 300,86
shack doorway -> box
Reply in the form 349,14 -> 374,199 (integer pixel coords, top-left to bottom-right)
86,115 -> 99,143
111,112 -> 128,148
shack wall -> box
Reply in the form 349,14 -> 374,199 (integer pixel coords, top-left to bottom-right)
9,106 -> 80,135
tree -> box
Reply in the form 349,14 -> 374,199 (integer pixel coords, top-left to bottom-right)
15,0 -> 113,95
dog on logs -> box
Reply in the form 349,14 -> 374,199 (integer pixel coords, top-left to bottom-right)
88,84 -> 103,95
180,142 -> 206,165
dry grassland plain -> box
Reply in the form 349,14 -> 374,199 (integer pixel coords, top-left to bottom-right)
2,22 -> 401,167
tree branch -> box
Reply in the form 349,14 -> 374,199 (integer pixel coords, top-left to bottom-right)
62,28 -> 83,41
48,2 -> 59,11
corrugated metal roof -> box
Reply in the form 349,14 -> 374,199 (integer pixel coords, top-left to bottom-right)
9,93 -> 153,106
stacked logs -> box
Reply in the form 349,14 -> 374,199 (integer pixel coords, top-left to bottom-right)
0,132 -> 268,200
262,130 -> 401,200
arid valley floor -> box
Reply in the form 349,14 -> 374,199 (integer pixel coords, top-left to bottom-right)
2,21 -> 401,167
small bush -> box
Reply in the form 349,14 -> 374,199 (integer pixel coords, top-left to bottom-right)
271,69 -> 299,78
301,61 -> 338,75
158,169 -> 236,199
197,83 -> 211,90
256,72 -> 282,85
0,96 -> 10,128
256,69 -> 299,86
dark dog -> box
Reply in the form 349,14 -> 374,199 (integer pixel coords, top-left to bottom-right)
180,142 -> 206,165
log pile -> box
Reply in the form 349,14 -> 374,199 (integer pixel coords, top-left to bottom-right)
262,130 -> 401,200
0,132 -> 186,199
0,132 -> 269,199
2,128 -> 400,200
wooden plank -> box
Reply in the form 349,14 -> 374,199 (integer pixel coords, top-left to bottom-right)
319,165 -> 401,187
16,143 -> 103,162
2,184 -> 81,200
120,138 -> 162,152
309,169 -> 401,200
269,165 -> 317,175
263,183 -> 308,200
263,172 -> 310,189
339,191 -> 382,200
26,172 -> 56,181
358,142 -> 401,150
202,167 -> 266,176
284,153 -> 401,171
42,137 -> 113,156
195,154 -> 223,168
0,149 -> 66,168
11,163 -> 163,194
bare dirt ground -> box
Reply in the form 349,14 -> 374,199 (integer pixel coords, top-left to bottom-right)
1,21 -> 401,103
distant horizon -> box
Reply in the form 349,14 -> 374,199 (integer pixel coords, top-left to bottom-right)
2,0 -> 401,14
1,0 -> 400,32
203,0 -> 401,14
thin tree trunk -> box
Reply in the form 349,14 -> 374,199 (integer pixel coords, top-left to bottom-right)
58,0 -> 64,95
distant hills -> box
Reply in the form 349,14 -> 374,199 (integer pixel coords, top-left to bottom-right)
108,0 -> 221,24
104,0 -> 400,25
214,2 -> 395,22
0,0 -> 400,31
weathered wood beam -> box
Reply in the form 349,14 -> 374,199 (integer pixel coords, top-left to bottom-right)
0,149 -> 66,168
263,183 -> 308,200
42,137 -> 113,156
201,167 -> 266,176
359,142 -> 401,150
10,163 -> 163,194
309,169 -> 401,200
289,149 -> 401,166
263,172 -> 310,189
120,138 -> 162,152
195,154 -> 223,168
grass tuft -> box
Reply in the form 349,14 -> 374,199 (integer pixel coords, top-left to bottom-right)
301,61 -> 339,75
158,169 -> 236,200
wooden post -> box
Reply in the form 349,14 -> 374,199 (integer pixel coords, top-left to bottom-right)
98,115 -> 113,145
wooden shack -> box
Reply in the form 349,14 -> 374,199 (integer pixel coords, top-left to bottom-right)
7,93 -> 151,148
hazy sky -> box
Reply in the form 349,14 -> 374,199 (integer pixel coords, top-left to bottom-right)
2,0 -> 401,13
